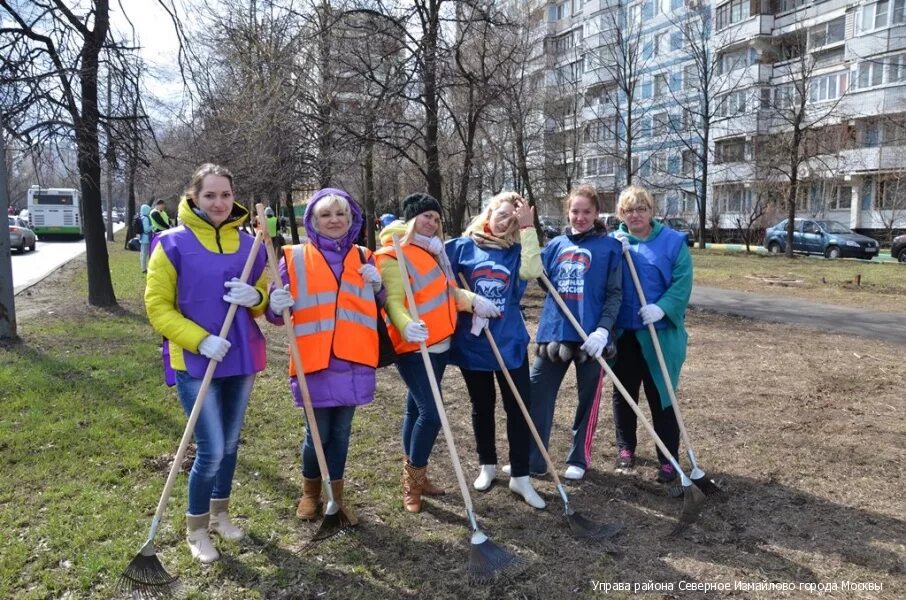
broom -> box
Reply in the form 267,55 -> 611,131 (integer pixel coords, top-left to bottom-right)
254,204 -> 353,543
117,229 -> 265,598
538,273 -> 706,533
392,234 -> 524,583
622,248 -> 723,497
457,274 -> 621,541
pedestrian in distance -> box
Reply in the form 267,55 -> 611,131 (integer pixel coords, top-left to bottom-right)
144,163 -> 270,564
138,203 -> 153,273
609,185 -> 691,496
149,198 -> 172,238
375,193 -> 500,513
266,188 -> 383,524
530,184 -> 622,481
445,191 -> 546,508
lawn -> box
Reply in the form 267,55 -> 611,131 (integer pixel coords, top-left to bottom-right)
1,243 -> 903,599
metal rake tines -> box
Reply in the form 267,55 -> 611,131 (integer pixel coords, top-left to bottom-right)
115,552 -> 178,599
566,511 -> 623,540
468,537 -> 526,585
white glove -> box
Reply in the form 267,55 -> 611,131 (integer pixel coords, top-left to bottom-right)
470,314 -> 489,336
198,335 -> 231,362
580,327 -> 609,359
223,278 -> 262,307
359,263 -> 382,292
269,284 -> 295,313
614,232 -> 631,252
472,295 -> 501,318
639,303 -> 666,325
403,320 -> 429,343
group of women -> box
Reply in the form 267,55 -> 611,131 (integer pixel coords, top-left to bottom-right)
144,163 -> 692,564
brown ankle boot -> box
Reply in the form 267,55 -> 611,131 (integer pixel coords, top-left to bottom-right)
296,476 -> 322,520
406,456 -> 445,496
402,462 -> 426,513
330,479 -> 358,526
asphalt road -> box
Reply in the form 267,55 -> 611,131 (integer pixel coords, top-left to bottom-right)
691,286 -> 906,345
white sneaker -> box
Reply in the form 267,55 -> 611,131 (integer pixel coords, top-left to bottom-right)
564,465 -> 586,480
509,476 -> 546,509
210,510 -> 244,541
473,464 -> 497,491
501,464 -> 511,476
186,519 -> 220,564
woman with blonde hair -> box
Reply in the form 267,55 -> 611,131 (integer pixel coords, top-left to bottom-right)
609,185 -> 691,496
445,191 -> 545,508
375,193 -> 500,513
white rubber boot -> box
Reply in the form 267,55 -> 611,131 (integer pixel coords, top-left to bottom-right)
210,497 -> 244,541
509,476 -> 546,509
473,464 -> 497,491
186,513 -> 220,564
564,465 -> 586,481
501,464 -> 511,476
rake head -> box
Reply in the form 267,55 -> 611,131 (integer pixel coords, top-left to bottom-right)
690,473 -> 726,499
116,548 -> 178,599
311,507 -> 354,542
669,481 -> 707,536
565,510 -> 623,541
468,533 -> 526,585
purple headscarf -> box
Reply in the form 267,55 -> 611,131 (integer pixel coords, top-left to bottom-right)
303,187 -> 363,254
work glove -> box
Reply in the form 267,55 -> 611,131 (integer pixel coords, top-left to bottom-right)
472,295 -> 501,318
269,284 -> 295,313
223,278 -> 262,307
359,263 -> 382,292
403,320 -> 429,343
580,327 -> 609,359
198,335 -> 231,362
470,314 -> 489,336
614,232 -> 631,253
639,303 -> 666,325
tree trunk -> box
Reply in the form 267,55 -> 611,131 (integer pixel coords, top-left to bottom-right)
363,140 -> 376,250
80,1 -> 117,307
284,187 -> 299,244
0,124 -> 17,340
423,3 -> 443,210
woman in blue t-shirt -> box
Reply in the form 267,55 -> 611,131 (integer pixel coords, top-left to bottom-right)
446,191 -> 545,508
530,184 -> 623,481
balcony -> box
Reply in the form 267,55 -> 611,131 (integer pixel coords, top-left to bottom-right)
714,16 -> 774,50
841,145 -> 906,174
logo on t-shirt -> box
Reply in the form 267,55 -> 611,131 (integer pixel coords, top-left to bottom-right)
554,246 -> 591,300
471,260 -> 512,312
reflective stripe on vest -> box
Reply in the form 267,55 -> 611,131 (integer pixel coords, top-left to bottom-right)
285,244 -> 379,373
375,244 -> 457,354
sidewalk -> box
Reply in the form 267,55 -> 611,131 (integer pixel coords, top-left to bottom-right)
690,286 -> 906,345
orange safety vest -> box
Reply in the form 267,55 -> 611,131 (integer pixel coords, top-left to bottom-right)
284,243 -> 379,373
375,243 -> 457,354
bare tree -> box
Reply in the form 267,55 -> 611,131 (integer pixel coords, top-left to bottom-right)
0,0 -> 151,306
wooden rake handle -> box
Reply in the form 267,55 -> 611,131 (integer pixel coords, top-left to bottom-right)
456,273 -> 566,488
538,272 -> 688,480
150,228 -> 264,535
391,234 -> 475,515
254,204 -> 336,506
622,248 -> 696,456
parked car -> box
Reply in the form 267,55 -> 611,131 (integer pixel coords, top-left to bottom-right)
8,216 -> 37,253
659,217 -> 695,247
763,218 -> 879,259
597,213 -> 621,231
539,216 -> 564,240
891,233 -> 906,262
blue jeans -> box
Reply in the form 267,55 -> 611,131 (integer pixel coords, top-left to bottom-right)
396,350 -> 448,467
176,371 -> 255,515
528,355 -> 603,474
301,406 -> 356,480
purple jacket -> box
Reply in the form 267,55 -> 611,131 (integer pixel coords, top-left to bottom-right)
269,188 -> 379,409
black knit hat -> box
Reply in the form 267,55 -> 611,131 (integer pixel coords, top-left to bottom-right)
402,193 -> 442,222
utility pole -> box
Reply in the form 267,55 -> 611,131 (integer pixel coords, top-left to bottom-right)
0,116 -> 18,340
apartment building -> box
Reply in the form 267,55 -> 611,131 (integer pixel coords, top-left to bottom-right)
540,0 -> 906,234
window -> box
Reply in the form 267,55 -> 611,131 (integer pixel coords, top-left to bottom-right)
718,48 -> 750,75
717,89 -> 747,117
856,61 -> 885,88
715,185 -> 753,213
682,108 -> 696,130
629,3 -> 642,26
774,83 -> 802,109
861,0 -> 906,30
760,87 -> 772,108
683,65 -> 697,90
775,0 -> 808,12
878,177 -> 906,210
671,32 -> 683,52
809,71 -> 848,102
716,0 -> 751,30
830,185 -> 853,210
655,32 -> 668,56
890,53 -> 906,83
682,149 -> 696,175
809,17 -> 845,49
654,73 -> 669,96
652,111 -> 670,135
715,138 -> 746,163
